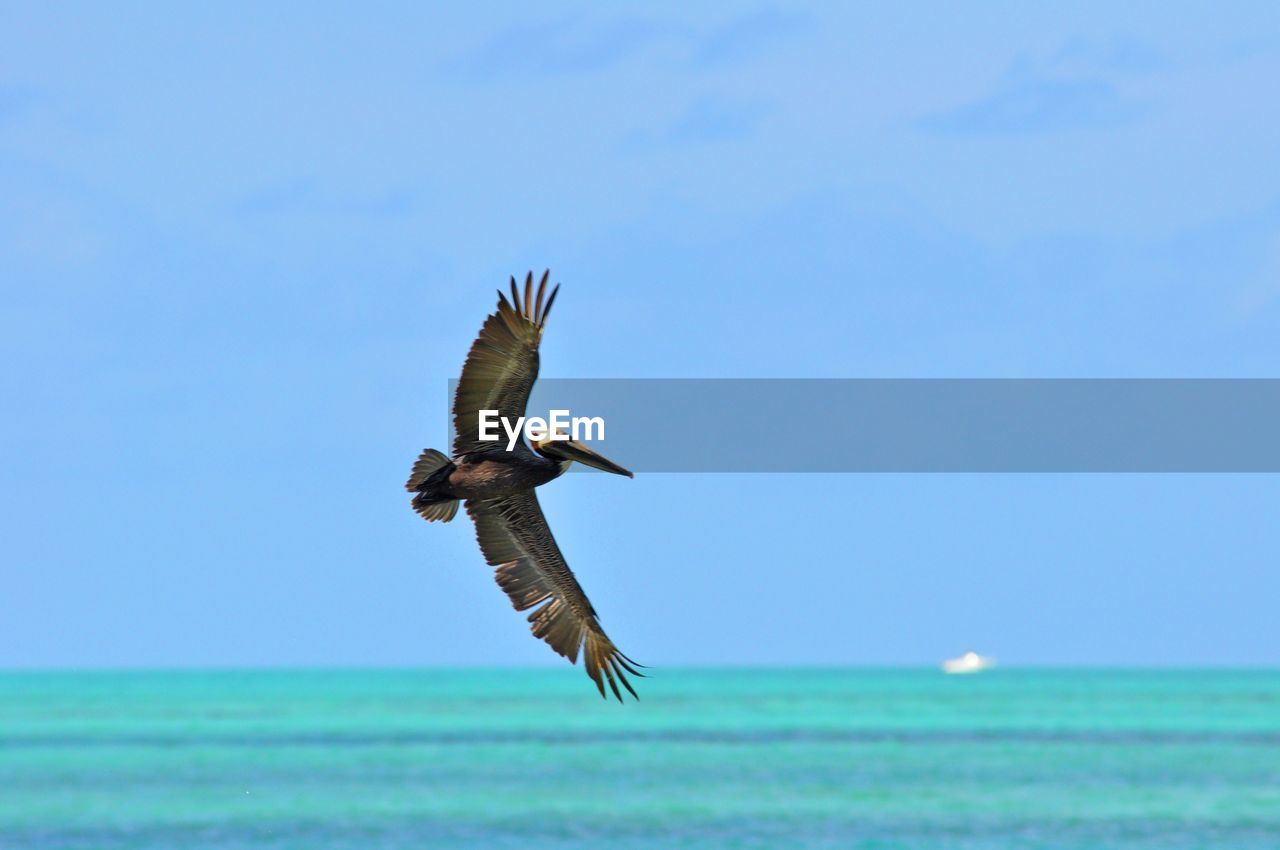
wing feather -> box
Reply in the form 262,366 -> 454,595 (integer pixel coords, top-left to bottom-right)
465,492 -> 641,701
452,271 -> 558,456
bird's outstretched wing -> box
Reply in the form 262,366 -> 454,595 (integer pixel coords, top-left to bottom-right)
465,491 -> 642,701
452,271 -> 559,457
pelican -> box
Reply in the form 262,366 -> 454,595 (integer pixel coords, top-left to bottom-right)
405,271 -> 642,700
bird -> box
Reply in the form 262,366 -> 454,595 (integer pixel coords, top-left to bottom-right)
406,271 -> 642,701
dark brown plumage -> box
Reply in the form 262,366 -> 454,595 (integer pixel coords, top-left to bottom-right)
406,271 -> 641,701
451,271 -> 557,458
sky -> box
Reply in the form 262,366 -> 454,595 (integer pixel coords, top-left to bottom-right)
3,2 -> 1279,669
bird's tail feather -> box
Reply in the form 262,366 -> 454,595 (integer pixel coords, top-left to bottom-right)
413,498 -> 459,523
406,448 -> 458,523
406,448 -> 452,490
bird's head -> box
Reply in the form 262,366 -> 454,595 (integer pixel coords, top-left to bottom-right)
533,430 -> 633,478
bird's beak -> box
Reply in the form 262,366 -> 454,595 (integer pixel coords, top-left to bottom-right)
547,439 -> 634,478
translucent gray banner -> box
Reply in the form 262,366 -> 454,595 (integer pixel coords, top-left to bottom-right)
447,379 -> 1280,472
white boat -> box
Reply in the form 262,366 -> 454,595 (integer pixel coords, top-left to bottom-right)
941,650 -> 995,674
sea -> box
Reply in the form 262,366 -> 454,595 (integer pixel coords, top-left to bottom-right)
1,669 -> 1277,849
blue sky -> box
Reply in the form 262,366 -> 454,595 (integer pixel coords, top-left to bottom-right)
3,3 -> 1279,668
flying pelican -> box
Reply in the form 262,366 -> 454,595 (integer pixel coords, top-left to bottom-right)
406,271 -> 642,700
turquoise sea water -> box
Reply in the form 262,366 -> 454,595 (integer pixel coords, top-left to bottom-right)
1,669 -> 1277,849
